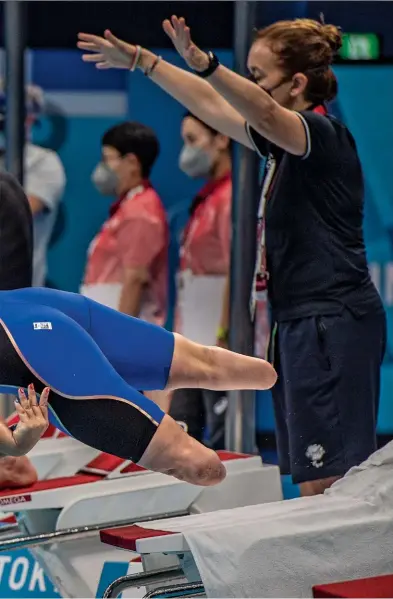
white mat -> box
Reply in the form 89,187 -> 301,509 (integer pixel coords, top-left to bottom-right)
162,442 -> 393,597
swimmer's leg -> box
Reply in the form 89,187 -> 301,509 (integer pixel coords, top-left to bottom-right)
0,303 -> 225,486
85,298 -> 277,392
1,290 -> 276,393
51,395 -> 225,487
139,414 -> 226,485
167,333 -> 277,391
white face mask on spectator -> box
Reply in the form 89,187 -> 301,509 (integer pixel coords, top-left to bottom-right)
179,145 -> 213,179
91,162 -> 119,196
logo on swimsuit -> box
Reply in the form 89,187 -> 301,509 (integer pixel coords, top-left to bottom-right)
305,444 -> 326,469
0,494 -> 31,506
33,322 -> 52,330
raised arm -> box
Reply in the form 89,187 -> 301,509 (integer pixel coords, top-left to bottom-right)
77,30 -> 252,148
162,16 -> 309,157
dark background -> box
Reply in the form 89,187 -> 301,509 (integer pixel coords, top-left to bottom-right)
0,1 -> 392,56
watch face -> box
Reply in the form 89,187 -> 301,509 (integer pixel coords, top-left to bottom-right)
207,52 -> 219,71
198,51 -> 219,76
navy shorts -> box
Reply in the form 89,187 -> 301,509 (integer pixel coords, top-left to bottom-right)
271,307 -> 386,484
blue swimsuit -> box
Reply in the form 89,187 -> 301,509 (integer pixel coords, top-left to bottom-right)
0,288 -> 174,461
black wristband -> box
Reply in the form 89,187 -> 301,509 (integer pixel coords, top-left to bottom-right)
196,51 -> 220,78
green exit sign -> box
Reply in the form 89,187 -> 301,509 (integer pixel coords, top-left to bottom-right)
340,33 -> 380,60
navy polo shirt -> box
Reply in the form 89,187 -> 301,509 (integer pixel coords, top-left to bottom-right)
246,108 -> 383,321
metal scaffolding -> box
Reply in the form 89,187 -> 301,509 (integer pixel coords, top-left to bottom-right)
226,1 -> 261,453
4,1 -> 27,184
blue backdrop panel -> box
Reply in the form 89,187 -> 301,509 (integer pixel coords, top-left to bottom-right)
333,66 -> 393,434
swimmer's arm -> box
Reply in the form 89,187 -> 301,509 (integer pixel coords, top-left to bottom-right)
0,422 -> 26,457
118,268 -> 149,317
0,387 -> 50,457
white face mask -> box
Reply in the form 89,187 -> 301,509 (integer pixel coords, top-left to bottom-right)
91,162 -> 119,196
179,145 -> 213,179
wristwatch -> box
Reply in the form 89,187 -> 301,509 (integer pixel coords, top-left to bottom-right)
196,51 -> 220,78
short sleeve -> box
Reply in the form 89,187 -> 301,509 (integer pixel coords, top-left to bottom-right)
295,111 -> 337,161
245,122 -> 269,158
117,213 -> 166,271
25,151 -> 66,210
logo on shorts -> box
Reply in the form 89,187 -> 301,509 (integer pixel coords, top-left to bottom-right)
305,444 -> 326,469
213,397 -> 228,416
33,322 -> 52,330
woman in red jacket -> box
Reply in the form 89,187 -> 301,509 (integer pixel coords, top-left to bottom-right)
170,112 -> 232,448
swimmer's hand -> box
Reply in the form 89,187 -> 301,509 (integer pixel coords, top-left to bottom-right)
9,385 -> 50,456
77,31 -> 137,70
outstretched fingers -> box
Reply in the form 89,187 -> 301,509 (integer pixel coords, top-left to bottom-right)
163,16 -> 191,44
82,53 -> 106,64
14,385 -> 50,422
14,390 -> 29,422
38,387 -> 50,420
77,32 -> 106,46
96,62 -> 113,70
162,19 -> 176,41
104,29 -> 130,52
16,387 -> 31,412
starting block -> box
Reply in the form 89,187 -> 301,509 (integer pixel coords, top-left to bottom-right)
0,451 -> 282,597
99,442 -> 393,598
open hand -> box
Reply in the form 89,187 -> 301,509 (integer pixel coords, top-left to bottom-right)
77,30 -> 137,70
12,385 -> 50,454
162,16 -> 209,72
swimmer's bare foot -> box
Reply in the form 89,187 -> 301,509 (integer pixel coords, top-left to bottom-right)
138,414 -> 226,486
